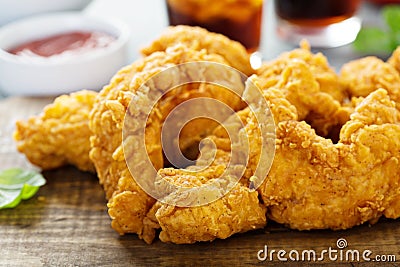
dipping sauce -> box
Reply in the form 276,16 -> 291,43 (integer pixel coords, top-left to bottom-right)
8,31 -> 116,58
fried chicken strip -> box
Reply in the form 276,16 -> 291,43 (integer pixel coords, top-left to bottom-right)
91,44 -> 246,242
155,182 -> 266,244
260,89 -> 400,230
140,79 -> 298,244
14,90 -> 96,172
257,40 -> 346,103
210,63 -> 400,232
91,43 -> 244,197
258,58 -> 348,137
340,56 -> 400,109
141,25 -> 254,76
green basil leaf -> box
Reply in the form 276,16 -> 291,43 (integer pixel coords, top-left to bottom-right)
0,190 -> 22,208
0,168 -> 46,209
394,31 -> 400,46
353,27 -> 394,54
353,5 -> 400,54
383,5 -> 400,34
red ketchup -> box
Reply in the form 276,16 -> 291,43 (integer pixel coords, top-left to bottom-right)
8,31 -> 116,58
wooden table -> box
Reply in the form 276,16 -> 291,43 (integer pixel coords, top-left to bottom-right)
0,97 -> 399,267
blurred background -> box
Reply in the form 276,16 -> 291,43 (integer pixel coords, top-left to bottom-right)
82,0 -> 390,67
0,0 -> 396,97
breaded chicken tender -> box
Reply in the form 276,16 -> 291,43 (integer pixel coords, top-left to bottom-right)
141,75 -> 301,244
139,79 -> 301,244
90,44 -> 246,242
155,183 -> 266,244
14,90 -> 96,172
340,56 -> 400,108
257,40 -> 346,103
91,43 -> 244,198
141,25 -> 254,76
260,89 -> 400,230
213,71 -> 400,231
208,61 -> 400,232
258,59 -> 348,137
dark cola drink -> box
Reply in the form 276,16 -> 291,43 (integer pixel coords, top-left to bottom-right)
166,0 -> 263,53
275,0 -> 360,26
274,0 -> 361,47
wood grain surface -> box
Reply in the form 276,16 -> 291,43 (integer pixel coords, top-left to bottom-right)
0,97 -> 399,267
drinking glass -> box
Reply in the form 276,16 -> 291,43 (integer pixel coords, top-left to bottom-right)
274,0 -> 362,47
165,0 -> 264,68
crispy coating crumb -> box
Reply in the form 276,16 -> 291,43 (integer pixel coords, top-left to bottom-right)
156,184 -> 266,244
340,56 -> 400,109
258,58 -> 347,137
257,40 -> 346,103
141,25 -> 254,76
14,90 -> 96,172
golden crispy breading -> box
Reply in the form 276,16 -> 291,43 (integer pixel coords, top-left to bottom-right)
90,44 -> 246,242
259,89 -> 400,230
257,40 -> 346,102
155,184 -> 266,244
107,167 -> 156,241
388,46 -> 400,74
141,25 -> 254,76
114,53 -> 400,242
90,44 -> 244,199
258,59 -> 347,137
14,90 -> 96,172
142,80 -> 297,245
211,65 -> 400,232
15,28 -> 400,245
140,142 -> 266,244
340,56 -> 400,108
204,77 -> 298,187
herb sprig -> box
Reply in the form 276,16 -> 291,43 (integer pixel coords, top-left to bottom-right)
0,168 -> 46,209
353,5 -> 400,54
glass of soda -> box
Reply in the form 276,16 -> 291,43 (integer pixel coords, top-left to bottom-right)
165,0 -> 263,68
274,0 -> 362,47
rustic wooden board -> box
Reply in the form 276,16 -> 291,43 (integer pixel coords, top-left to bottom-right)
0,97 -> 399,267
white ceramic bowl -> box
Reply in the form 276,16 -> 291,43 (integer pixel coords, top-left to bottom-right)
0,0 -> 93,25
0,12 -> 130,96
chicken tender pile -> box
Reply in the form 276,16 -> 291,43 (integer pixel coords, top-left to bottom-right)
14,25 -> 400,244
